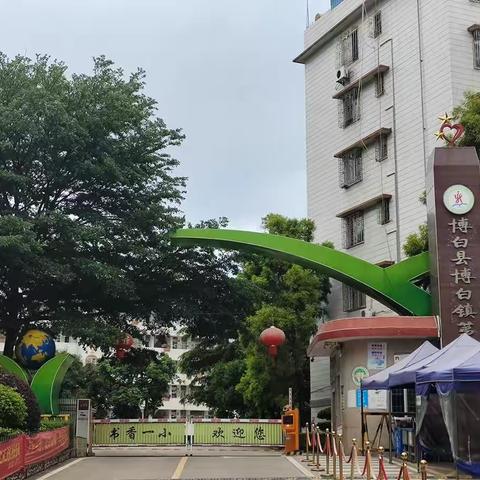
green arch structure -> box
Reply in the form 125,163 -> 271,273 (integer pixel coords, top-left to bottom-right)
171,229 -> 432,316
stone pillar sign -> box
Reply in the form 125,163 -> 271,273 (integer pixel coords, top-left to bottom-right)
427,146 -> 480,345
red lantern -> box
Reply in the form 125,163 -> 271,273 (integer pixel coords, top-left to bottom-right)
115,334 -> 134,360
260,325 -> 286,358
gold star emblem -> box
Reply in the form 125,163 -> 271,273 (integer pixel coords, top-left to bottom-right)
434,130 -> 446,141
438,112 -> 454,124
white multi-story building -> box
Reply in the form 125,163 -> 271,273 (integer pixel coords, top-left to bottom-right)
295,0 -> 480,420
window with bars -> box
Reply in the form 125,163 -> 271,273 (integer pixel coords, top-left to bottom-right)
375,71 -> 385,97
378,198 -> 391,225
342,284 -> 366,312
375,135 -> 388,162
472,28 -> 480,68
342,88 -> 361,127
343,211 -> 364,248
373,12 -> 382,38
340,29 -> 359,66
339,149 -> 362,188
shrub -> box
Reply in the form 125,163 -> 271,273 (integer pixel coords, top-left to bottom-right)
0,384 -> 27,430
39,417 -> 69,432
0,373 -> 41,432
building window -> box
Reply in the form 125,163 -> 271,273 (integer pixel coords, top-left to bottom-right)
375,72 -> 384,97
172,336 -> 178,349
343,211 -> 364,248
180,385 -> 187,403
342,29 -> 359,65
378,198 -> 391,225
171,385 -> 178,398
342,285 -> 366,312
471,27 -> 480,68
342,88 -> 361,127
375,135 -> 388,162
373,12 -> 382,38
154,334 -> 168,348
339,149 -> 362,188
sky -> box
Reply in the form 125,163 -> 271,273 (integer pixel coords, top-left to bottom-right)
2,0 -> 331,232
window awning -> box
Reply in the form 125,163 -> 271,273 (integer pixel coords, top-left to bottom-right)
334,127 -> 392,158
332,65 -> 390,99
336,193 -> 392,218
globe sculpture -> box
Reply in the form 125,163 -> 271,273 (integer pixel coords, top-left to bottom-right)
15,329 -> 56,370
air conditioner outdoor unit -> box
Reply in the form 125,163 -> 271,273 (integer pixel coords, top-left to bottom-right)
336,66 -> 349,85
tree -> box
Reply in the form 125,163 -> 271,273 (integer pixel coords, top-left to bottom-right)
236,214 -> 331,420
454,91 -> 480,153
403,224 -> 429,257
82,349 -> 176,418
182,214 -> 332,420
0,54 -> 242,356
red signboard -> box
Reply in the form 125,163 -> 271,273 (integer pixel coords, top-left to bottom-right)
24,427 -> 69,466
0,436 -> 24,479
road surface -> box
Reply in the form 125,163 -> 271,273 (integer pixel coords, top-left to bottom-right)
30,447 -> 313,480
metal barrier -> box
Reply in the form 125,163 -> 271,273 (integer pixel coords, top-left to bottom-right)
300,424 -> 429,480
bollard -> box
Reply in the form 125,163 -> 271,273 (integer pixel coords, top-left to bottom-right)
303,423 -> 310,463
365,441 -> 372,480
338,433 -> 344,480
377,446 -> 387,480
400,452 -> 410,480
310,427 -> 322,472
326,429 -> 331,476
420,459 -> 428,480
308,423 -> 317,466
350,438 -> 357,480
332,431 -> 337,479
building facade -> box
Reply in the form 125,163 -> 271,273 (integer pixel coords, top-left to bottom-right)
296,0 -> 480,435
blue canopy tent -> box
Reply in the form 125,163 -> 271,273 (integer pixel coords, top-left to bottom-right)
389,334 -> 480,388
414,335 -> 480,476
362,341 -> 439,390
361,341 -> 439,462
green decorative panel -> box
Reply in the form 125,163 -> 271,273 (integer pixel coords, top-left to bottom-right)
94,422 -> 186,445
0,354 -> 29,383
30,353 -> 75,414
93,421 -> 283,446
171,229 -> 432,316
194,422 -> 282,445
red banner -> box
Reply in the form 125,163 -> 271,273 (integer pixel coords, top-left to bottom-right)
24,427 -> 69,466
0,436 -> 24,479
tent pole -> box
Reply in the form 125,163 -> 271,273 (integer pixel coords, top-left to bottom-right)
388,389 -> 393,464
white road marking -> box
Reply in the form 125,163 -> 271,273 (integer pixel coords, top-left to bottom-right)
35,458 -> 86,479
286,455 -> 315,478
171,456 -> 188,479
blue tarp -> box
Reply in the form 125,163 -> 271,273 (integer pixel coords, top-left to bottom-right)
362,341 -> 438,390
389,334 -> 480,389
416,335 -> 480,395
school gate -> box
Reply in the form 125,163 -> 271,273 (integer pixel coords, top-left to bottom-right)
93,419 -> 284,446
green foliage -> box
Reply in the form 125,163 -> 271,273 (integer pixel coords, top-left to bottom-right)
403,224 -> 429,257
0,384 -> 27,429
0,372 -> 41,432
85,349 -> 176,418
0,54 -> 244,357
454,91 -> 480,152
182,214 -> 332,420
39,417 -> 69,432
0,427 -> 23,439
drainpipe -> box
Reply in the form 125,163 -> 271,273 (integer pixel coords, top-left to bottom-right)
380,38 -> 401,262
416,0 -> 428,174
